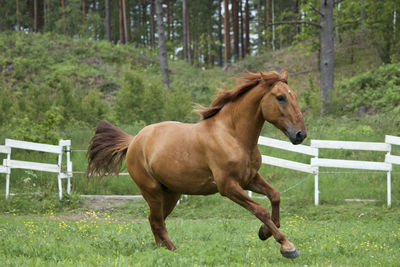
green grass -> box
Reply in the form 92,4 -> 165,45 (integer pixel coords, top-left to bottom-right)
0,200 -> 399,266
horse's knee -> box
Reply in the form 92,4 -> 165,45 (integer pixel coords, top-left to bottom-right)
270,190 -> 280,205
253,206 -> 270,220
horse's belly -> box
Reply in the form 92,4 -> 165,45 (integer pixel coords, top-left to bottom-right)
152,164 -> 218,195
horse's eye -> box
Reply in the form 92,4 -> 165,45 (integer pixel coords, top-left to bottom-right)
276,95 -> 286,102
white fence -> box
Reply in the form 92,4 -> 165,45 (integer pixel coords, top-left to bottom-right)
1,135 -> 399,206
257,135 -> 400,206
0,139 -> 72,200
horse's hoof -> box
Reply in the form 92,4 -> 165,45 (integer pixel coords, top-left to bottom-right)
258,225 -> 272,241
280,248 -> 299,259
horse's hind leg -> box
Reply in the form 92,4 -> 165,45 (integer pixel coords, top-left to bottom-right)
141,189 -> 178,251
162,190 -> 181,220
245,173 -> 281,241
130,170 -> 178,250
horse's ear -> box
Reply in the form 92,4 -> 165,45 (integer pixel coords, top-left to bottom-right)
281,69 -> 288,81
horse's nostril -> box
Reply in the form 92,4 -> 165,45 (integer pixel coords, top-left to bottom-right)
296,130 -> 306,141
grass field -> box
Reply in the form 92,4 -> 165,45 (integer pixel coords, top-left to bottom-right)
1,195 -> 399,266
1,115 -> 400,266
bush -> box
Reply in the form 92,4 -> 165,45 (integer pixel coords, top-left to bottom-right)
333,63 -> 400,116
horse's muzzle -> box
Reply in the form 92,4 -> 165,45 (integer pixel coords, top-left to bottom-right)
288,129 -> 307,145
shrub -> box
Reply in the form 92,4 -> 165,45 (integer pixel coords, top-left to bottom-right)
333,63 -> 400,116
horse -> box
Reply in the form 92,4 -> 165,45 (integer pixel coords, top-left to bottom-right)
87,69 -> 307,259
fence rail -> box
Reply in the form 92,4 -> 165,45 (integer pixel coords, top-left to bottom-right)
1,135 -> 399,206
257,135 -> 400,206
0,139 -> 72,200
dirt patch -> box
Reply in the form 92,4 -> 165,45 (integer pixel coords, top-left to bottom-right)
55,196 -> 146,222
79,195 -> 144,211
81,198 -> 131,212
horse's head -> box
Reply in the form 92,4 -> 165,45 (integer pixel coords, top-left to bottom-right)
260,70 -> 307,145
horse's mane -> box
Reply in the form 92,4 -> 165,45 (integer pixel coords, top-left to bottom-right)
195,70 -> 288,120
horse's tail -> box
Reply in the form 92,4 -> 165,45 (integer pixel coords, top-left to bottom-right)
87,120 -> 134,178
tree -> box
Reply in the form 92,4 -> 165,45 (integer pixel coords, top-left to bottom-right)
265,0 -> 270,49
224,0 -> 230,66
155,0 -> 170,88
365,1 -> 398,64
82,0 -> 87,23
218,0 -> 224,65
244,0 -> 250,55
257,0 -> 263,52
150,0 -> 156,47
232,0 -> 239,60
118,0 -> 124,43
122,0 -> 128,43
183,0 -> 189,61
319,0 -> 334,113
61,0 -> 66,34
33,0 -> 38,32
268,0 -> 334,113
105,0 -> 111,41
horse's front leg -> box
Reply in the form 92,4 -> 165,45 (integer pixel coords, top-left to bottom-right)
217,179 -> 298,259
245,173 -> 280,241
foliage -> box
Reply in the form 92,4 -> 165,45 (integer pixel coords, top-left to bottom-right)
0,32 -> 204,143
303,73 -> 320,115
333,63 -> 400,116
9,106 -> 63,144
115,71 -> 146,125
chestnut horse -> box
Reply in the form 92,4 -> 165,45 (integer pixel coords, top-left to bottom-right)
87,70 -> 306,259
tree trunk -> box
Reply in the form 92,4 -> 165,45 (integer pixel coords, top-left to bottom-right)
271,0 -> 275,51
166,0 -> 171,40
142,2 -> 148,46
232,0 -> 239,60
16,0 -> 20,30
186,3 -> 192,63
224,0 -> 230,66
218,0 -> 223,66
265,0 -> 270,49
28,0 -> 33,32
119,0 -> 124,43
150,0 -> 156,47
126,0 -> 131,42
34,0 -> 38,32
61,0 -> 66,34
291,0 -> 299,37
122,0 -> 128,42
105,0 -> 111,41
43,0 -> 46,28
155,0 -> 170,89
183,0 -> 188,61
319,0 -> 334,114
82,0 -> 87,23
113,0 -> 119,42
245,0 -> 250,55
240,0 -> 245,58
257,0 -> 263,52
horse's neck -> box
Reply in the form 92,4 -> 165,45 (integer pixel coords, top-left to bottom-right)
218,86 -> 265,148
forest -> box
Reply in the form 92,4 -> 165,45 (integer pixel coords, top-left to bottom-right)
1,0 -> 398,65
0,0 -> 400,142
